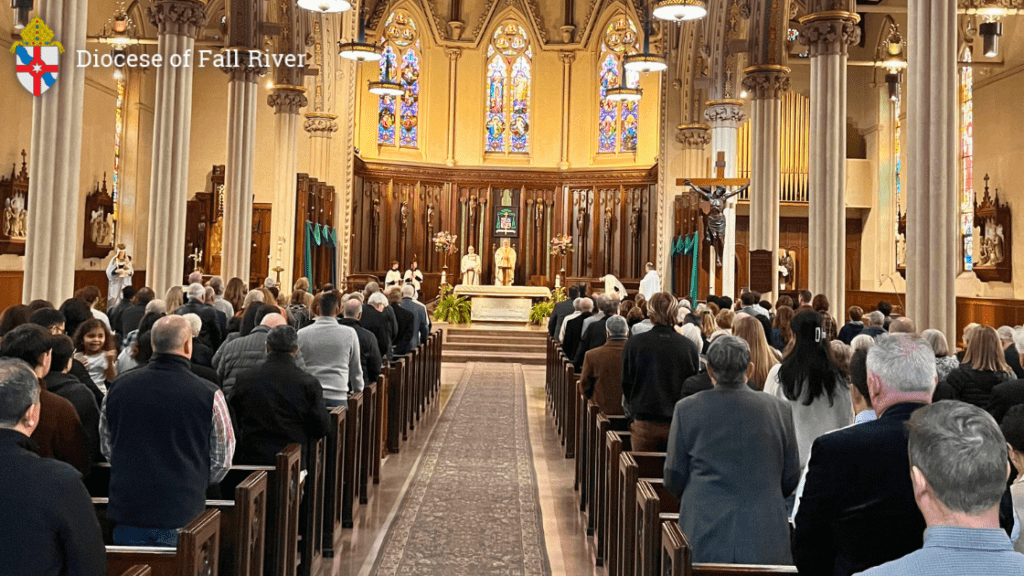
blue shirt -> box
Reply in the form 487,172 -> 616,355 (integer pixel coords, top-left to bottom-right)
855,526 -> 1024,576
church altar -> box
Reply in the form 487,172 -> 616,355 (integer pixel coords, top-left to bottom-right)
453,285 -> 552,323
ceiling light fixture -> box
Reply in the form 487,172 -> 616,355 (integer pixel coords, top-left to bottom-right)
652,0 -> 707,22
368,57 -> 404,97
296,0 -> 352,14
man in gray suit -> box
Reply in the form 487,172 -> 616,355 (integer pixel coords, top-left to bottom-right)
400,285 -> 430,349
664,335 -> 800,564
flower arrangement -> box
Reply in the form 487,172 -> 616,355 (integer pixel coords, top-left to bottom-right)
434,231 -> 458,255
549,233 -> 573,256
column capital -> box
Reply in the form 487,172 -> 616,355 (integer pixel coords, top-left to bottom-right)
676,123 -> 711,149
560,52 -> 576,66
221,49 -> 268,83
445,48 -> 462,62
742,65 -> 791,100
304,112 -> 339,137
704,99 -> 746,127
268,86 -> 308,114
798,12 -> 862,57
147,0 -> 208,39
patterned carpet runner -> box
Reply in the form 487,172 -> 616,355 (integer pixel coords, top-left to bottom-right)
371,363 -> 551,576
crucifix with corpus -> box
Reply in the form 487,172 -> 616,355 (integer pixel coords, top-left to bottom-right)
677,151 -> 751,267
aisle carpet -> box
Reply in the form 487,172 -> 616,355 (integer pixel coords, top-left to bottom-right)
370,363 -> 551,576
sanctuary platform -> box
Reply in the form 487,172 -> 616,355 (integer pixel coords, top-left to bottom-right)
452,285 -> 552,323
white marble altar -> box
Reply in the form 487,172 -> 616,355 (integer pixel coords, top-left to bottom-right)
453,285 -> 552,323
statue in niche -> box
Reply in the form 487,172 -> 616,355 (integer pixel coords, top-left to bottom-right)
683,179 -> 751,267
978,221 -> 1005,266
90,208 -> 113,247
3,193 -> 25,239
896,233 -> 907,268
400,201 -> 409,231
778,251 -> 794,290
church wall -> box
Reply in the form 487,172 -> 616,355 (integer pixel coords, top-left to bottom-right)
0,10 -> 35,275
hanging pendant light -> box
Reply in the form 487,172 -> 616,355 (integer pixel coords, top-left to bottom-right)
368,56 -> 404,96
652,0 -> 707,22
606,61 -> 642,102
296,0 -> 352,14
624,5 -> 667,74
339,4 -> 381,61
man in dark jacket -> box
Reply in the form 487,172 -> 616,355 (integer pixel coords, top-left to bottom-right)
176,283 -> 223,350
44,335 -> 101,465
573,296 -> 617,370
102,316 -> 235,545
117,287 -> 154,343
107,285 -> 136,338
561,299 -> 594,362
0,358 -> 106,576
401,285 -> 431,349
387,288 -> 415,356
794,335 -> 1014,576
212,312 -> 305,397
578,315 -> 628,416
229,325 -> 330,469
548,285 -> 580,338
621,292 -> 700,452
362,292 -> 395,362
340,299 -> 383,388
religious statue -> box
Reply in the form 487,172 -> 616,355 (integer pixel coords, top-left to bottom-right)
494,239 -> 517,286
896,233 -> 907,268
404,261 -> 424,293
90,208 -> 113,247
385,261 -> 402,288
778,251 -> 794,290
461,246 -> 482,286
106,244 -> 133,308
3,193 -> 26,239
684,179 -> 751,267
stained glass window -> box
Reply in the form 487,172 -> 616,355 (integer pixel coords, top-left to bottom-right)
598,15 -> 640,153
377,10 -> 420,148
961,49 -> 974,270
485,21 -> 531,154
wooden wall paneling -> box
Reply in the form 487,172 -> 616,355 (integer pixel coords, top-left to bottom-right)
293,174 -> 311,283
251,204 -> 272,288
0,270 -> 22,311
846,217 -> 862,290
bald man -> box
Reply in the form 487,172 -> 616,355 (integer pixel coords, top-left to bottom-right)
101,316 -> 235,545
213,312 -> 307,397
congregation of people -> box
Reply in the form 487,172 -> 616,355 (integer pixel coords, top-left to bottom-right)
551,273 -> 1024,575
0,272 -> 430,572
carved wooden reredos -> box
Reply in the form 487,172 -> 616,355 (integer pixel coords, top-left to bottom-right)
352,158 -> 658,292
0,150 -> 28,256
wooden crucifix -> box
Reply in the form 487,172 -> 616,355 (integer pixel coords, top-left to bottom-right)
676,152 -> 750,267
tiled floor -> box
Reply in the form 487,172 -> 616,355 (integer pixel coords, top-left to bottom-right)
331,362 -> 602,576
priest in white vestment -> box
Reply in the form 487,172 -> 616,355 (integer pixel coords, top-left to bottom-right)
385,261 -> 403,289
106,246 -> 133,308
494,239 -> 517,286
639,262 -> 661,299
461,247 -> 482,286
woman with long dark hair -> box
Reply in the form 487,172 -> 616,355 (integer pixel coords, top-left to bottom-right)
764,310 -> 852,469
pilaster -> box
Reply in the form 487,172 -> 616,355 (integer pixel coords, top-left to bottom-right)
703,99 -> 746,298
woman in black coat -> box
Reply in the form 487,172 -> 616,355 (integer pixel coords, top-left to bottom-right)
945,325 -> 1014,407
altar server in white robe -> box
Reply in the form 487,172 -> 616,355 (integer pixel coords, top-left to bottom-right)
461,247 -> 482,286
106,246 -> 134,308
600,274 -> 627,300
639,263 -> 661,299
404,262 -> 424,294
385,261 -> 403,289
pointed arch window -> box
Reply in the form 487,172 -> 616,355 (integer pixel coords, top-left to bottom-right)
960,48 -> 974,270
377,10 -> 421,148
485,20 -> 532,154
598,15 -> 640,154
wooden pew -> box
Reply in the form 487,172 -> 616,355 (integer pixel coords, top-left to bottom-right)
660,521 -> 799,576
116,566 -> 152,576
604,429 -> 631,576
105,509 -> 221,576
323,407 -> 347,558
374,370 -> 387,483
617,451 -> 666,576
343,392 -> 364,527
406,348 -> 419,433
93,473 -> 267,576
386,358 -> 405,452
360,382 -> 378,504
635,479 -> 679,576
301,438 -> 327,576
594,414 -> 629,566
563,361 -> 578,458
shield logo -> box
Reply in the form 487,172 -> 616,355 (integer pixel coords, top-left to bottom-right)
9,16 -> 64,97
15,45 -> 60,96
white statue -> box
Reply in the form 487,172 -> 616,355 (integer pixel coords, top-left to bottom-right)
90,208 -> 112,246
461,246 -> 482,286
494,239 -> 517,286
4,193 -> 26,239
896,233 -> 907,268
106,245 -> 133,308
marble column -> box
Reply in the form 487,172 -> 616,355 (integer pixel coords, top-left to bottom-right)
305,113 -> 338,180
144,0 -> 206,296
23,0 -> 90,303
445,49 -> 461,167
800,10 -> 860,324
268,86 -> 308,291
677,124 -> 710,180
220,56 -> 264,284
906,0 -> 958,341
703,100 -> 745,298
742,66 -> 790,303
559,52 -> 575,171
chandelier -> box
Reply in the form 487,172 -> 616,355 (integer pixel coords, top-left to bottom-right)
652,0 -> 707,22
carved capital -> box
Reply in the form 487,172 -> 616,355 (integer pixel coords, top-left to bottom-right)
445,48 -> 462,62
742,66 -> 791,100
676,124 -> 711,149
268,86 -> 308,114
798,13 -> 862,57
704,99 -> 746,127
560,52 -> 576,66
304,113 -> 339,136
222,50 -> 268,83
147,0 -> 208,39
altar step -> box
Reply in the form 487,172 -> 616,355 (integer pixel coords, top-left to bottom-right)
441,326 -> 548,365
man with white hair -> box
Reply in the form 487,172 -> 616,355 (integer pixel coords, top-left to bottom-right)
858,401 -> 1024,575
400,284 -> 431,350
206,276 -> 234,319
361,292 -> 395,362
175,282 -> 223,350
187,271 -> 203,285
102,316 -> 234,545
562,297 -> 594,360
203,286 -> 228,332
860,311 -> 887,339
558,298 -> 584,343
213,312 -> 304,397
577,315 -> 628,416
998,325 -> 1024,378
794,335 -> 1014,575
